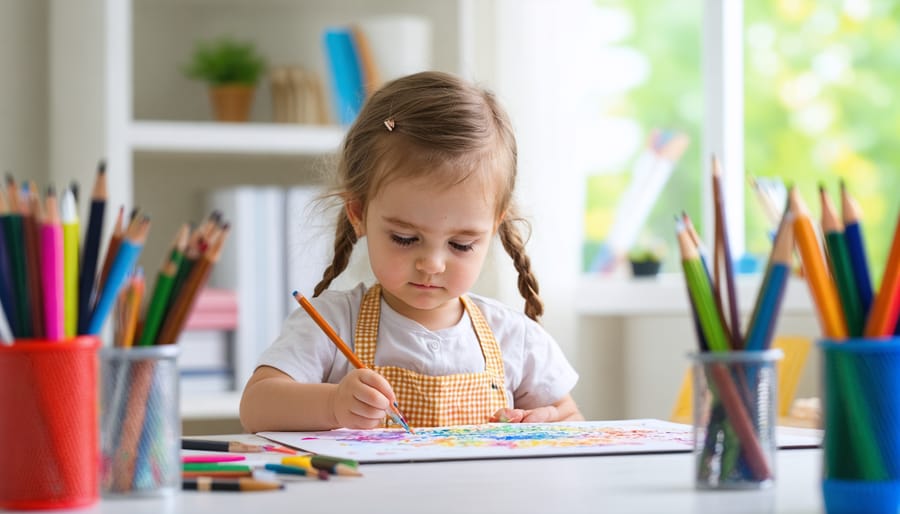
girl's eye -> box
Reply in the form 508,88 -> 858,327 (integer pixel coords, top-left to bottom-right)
450,241 -> 475,252
391,234 -> 417,247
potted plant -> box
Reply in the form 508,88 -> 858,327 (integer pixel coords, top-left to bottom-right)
183,36 -> 266,122
627,239 -> 666,277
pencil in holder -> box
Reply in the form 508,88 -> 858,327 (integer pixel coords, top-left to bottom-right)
689,349 -> 782,490
820,338 -> 900,514
0,336 -> 101,510
100,345 -> 180,497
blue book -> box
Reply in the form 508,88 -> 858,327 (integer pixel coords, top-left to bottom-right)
323,27 -> 365,125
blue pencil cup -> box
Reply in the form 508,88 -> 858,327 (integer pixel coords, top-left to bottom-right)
820,337 -> 900,514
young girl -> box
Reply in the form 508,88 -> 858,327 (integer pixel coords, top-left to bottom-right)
240,71 -> 582,432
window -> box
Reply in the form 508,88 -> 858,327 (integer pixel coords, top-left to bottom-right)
582,0 -> 703,273
745,0 -> 899,282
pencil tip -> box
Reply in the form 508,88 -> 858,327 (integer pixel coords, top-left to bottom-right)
291,290 -> 298,296
97,160 -> 106,174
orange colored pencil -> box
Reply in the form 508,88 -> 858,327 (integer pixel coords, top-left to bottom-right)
864,211 -> 900,337
790,186 -> 847,339
292,290 -> 414,433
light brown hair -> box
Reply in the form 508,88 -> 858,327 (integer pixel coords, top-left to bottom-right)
313,71 -> 543,321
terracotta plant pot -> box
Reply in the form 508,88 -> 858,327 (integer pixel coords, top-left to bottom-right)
209,85 -> 255,122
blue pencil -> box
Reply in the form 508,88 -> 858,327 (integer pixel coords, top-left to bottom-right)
87,219 -> 149,335
744,215 -> 793,351
840,181 -> 873,319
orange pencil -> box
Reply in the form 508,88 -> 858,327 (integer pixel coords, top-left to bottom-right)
865,211 -> 900,337
292,290 -> 414,433
789,186 -> 847,339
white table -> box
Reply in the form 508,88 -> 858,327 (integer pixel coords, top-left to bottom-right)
89,434 -> 824,514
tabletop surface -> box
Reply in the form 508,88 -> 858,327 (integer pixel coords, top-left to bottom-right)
81,432 -> 827,514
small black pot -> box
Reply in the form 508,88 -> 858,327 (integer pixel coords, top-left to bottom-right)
630,260 -> 661,277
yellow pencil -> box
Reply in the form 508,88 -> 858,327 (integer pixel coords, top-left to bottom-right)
789,186 -> 847,339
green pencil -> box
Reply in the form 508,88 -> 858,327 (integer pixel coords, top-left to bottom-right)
820,186 -> 863,337
139,225 -> 189,346
678,226 -> 730,352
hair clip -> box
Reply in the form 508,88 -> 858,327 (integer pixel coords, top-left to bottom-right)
383,118 -> 395,132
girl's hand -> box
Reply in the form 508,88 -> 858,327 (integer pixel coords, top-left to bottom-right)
490,394 -> 583,423
490,407 -> 554,423
330,368 -> 398,429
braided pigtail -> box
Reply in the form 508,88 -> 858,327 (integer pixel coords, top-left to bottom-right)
497,218 -> 543,321
312,211 -> 358,297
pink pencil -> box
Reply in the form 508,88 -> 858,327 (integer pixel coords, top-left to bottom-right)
182,454 -> 247,464
40,187 -> 64,341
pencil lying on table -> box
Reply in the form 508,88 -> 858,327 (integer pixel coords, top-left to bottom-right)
292,290 -> 414,433
183,477 -> 283,492
181,439 -> 265,453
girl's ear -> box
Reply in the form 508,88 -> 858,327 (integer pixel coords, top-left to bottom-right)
346,199 -> 365,237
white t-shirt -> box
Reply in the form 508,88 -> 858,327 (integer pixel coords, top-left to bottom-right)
257,283 -> 579,410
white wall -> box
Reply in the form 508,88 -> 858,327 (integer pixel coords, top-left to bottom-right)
48,0 -> 105,206
0,1 -> 48,186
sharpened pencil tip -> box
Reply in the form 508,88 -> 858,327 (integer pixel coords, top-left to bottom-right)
291,290 -> 298,297
97,160 -> 106,173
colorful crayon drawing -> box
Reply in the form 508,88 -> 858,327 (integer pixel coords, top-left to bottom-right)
260,419 -> 697,463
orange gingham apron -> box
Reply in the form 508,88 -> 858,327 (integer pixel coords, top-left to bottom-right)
354,284 -> 508,428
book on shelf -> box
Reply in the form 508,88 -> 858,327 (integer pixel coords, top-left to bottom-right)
321,17 -> 432,125
322,27 -> 366,125
207,186 -> 286,390
284,185 -> 331,314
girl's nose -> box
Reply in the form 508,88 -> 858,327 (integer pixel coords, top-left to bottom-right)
416,252 -> 446,274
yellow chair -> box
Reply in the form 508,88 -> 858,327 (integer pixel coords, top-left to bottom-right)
670,336 -> 812,424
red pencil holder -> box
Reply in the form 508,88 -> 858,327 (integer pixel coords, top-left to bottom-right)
0,336 -> 100,510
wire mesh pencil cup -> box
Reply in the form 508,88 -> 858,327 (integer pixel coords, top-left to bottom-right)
100,345 -> 180,497
690,349 -> 782,490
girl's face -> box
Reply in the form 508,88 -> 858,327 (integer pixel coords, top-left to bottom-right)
352,171 -> 499,330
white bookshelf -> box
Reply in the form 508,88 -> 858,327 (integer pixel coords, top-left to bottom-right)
129,121 -> 344,155
103,0 -> 482,421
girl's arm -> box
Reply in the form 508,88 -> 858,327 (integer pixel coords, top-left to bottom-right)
239,365 -> 399,433
489,394 -> 584,423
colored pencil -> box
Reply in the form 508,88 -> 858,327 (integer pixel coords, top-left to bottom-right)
840,180 -> 873,318
0,293 -> 12,344
744,212 -> 793,351
138,224 -> 189,346
677,221 -> 730,353
865,211 -> 900,337
87,215 -> 150,335
77,162 -> 107,334
115,267 -> 144,348
96,204 -> 125,297
155,224 -> 228,345
182,455 -> 247,464
21,182 -> 44,338
39,187 -> 65,341
679,213 -> 710,353
5,176 -> 30,337
264,463 -> 325,480
182,477 -> 283,492
292,290 -> 414,433
280,455 -> 362,476
711,156 -> 741,349
819,185 -> 863,337
0,190 -> 17,336
61,187 -> 79,337
112,359 -> 155,492
181,439 -> 265,453
789,186 -> 847,339
182,463 -> 253,473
